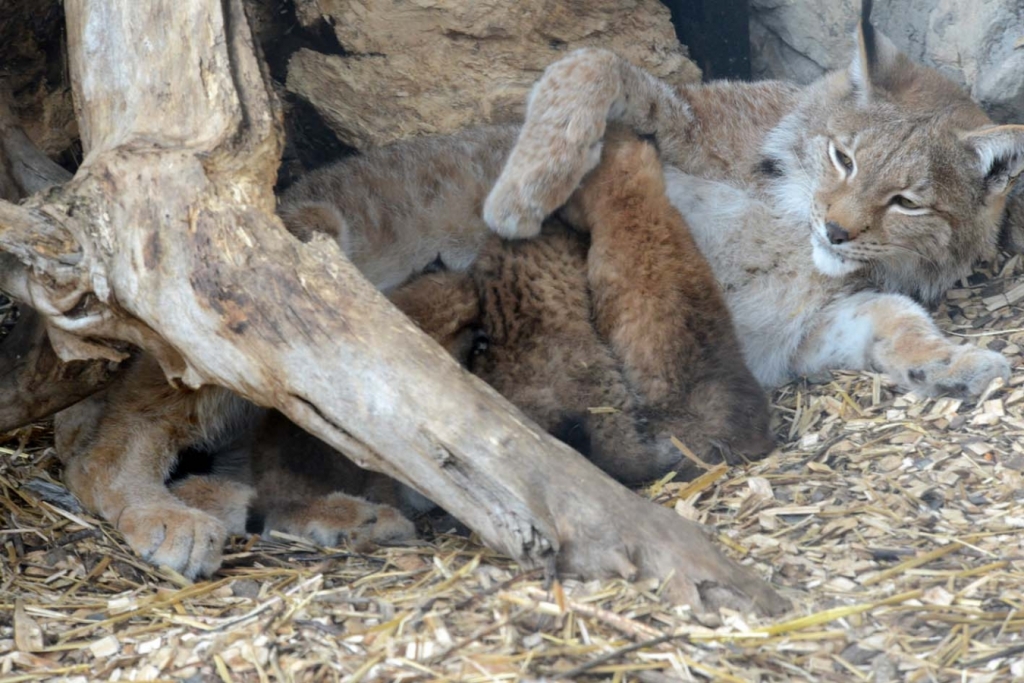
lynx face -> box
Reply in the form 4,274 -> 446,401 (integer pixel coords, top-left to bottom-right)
763,29 -> 1023,303
810,110 -> 997,285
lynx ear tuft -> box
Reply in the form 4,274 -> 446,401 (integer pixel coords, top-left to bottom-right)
848,0 -> 902,104
963,125 -> 1024,196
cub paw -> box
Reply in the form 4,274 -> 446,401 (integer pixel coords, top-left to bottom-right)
906,345 -> 1011,397
117,503 -> 228,579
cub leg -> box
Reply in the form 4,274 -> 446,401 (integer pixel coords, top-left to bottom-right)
54,356 -> 244,578
797,291 -> 1010,397
565,129 -> 774,468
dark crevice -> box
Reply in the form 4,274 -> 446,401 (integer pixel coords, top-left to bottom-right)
1,0 -> 81,175
276,95 -> 354,191
258,0 -> 345,84
660,0 -> 752,81
247,0 -> 355,190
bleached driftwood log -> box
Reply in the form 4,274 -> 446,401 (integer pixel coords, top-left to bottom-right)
0,0 -> 787,613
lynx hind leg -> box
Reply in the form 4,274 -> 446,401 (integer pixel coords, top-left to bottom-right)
245,411 -> 417,550
388,268 -> 483,364
54,358 -> 235,579
484,49 -> 693,240
571,130 -> 774,466
471,228 -> 680,483
257,493 -> 415,551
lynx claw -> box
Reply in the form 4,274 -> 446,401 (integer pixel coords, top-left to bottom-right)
118,504 -> 227,579
907,345 -> 1011,398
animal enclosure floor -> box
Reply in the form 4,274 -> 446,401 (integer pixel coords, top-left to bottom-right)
3,256 -> 1024,682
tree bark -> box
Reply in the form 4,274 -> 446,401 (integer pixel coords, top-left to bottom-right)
0,0 -> 787,614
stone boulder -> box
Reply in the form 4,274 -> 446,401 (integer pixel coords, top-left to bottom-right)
750,0 -> 1024,123
287,0 -> 701,149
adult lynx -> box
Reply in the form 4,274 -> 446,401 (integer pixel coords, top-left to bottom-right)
482,0 -> 1021,396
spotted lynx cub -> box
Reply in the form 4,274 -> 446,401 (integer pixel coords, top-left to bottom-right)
392,131 -> 773,483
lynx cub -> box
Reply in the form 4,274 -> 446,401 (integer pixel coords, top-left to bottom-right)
393,130 -> 772,483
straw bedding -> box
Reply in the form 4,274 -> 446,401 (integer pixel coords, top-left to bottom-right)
2,255 -> 1024,682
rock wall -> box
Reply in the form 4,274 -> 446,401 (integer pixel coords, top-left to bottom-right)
750,0 -> 1024,123
286,0 -> 701,149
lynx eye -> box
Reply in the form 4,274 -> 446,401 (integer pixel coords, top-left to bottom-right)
891,195 -> 919,210
828,141 -> 855,176
888,193 -> 930,215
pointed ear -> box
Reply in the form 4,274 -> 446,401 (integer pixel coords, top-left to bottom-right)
963,125 -> 1024,197
848,0 -> 902,104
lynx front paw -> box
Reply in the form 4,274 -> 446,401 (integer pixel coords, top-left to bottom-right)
117,503 -> 228,579
906,345 -> 1010,397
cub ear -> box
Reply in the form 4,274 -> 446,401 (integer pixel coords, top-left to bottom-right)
278,202 -> 350,250
963,125 -> 1024,197
848,0 -> 903,104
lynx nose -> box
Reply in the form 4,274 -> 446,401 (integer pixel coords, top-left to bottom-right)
825,221 -> 851,245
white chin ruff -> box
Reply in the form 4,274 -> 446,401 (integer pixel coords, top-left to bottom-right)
812,240 -> 863,277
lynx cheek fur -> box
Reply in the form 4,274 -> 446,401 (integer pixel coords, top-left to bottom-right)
485,0 -> 1021,397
